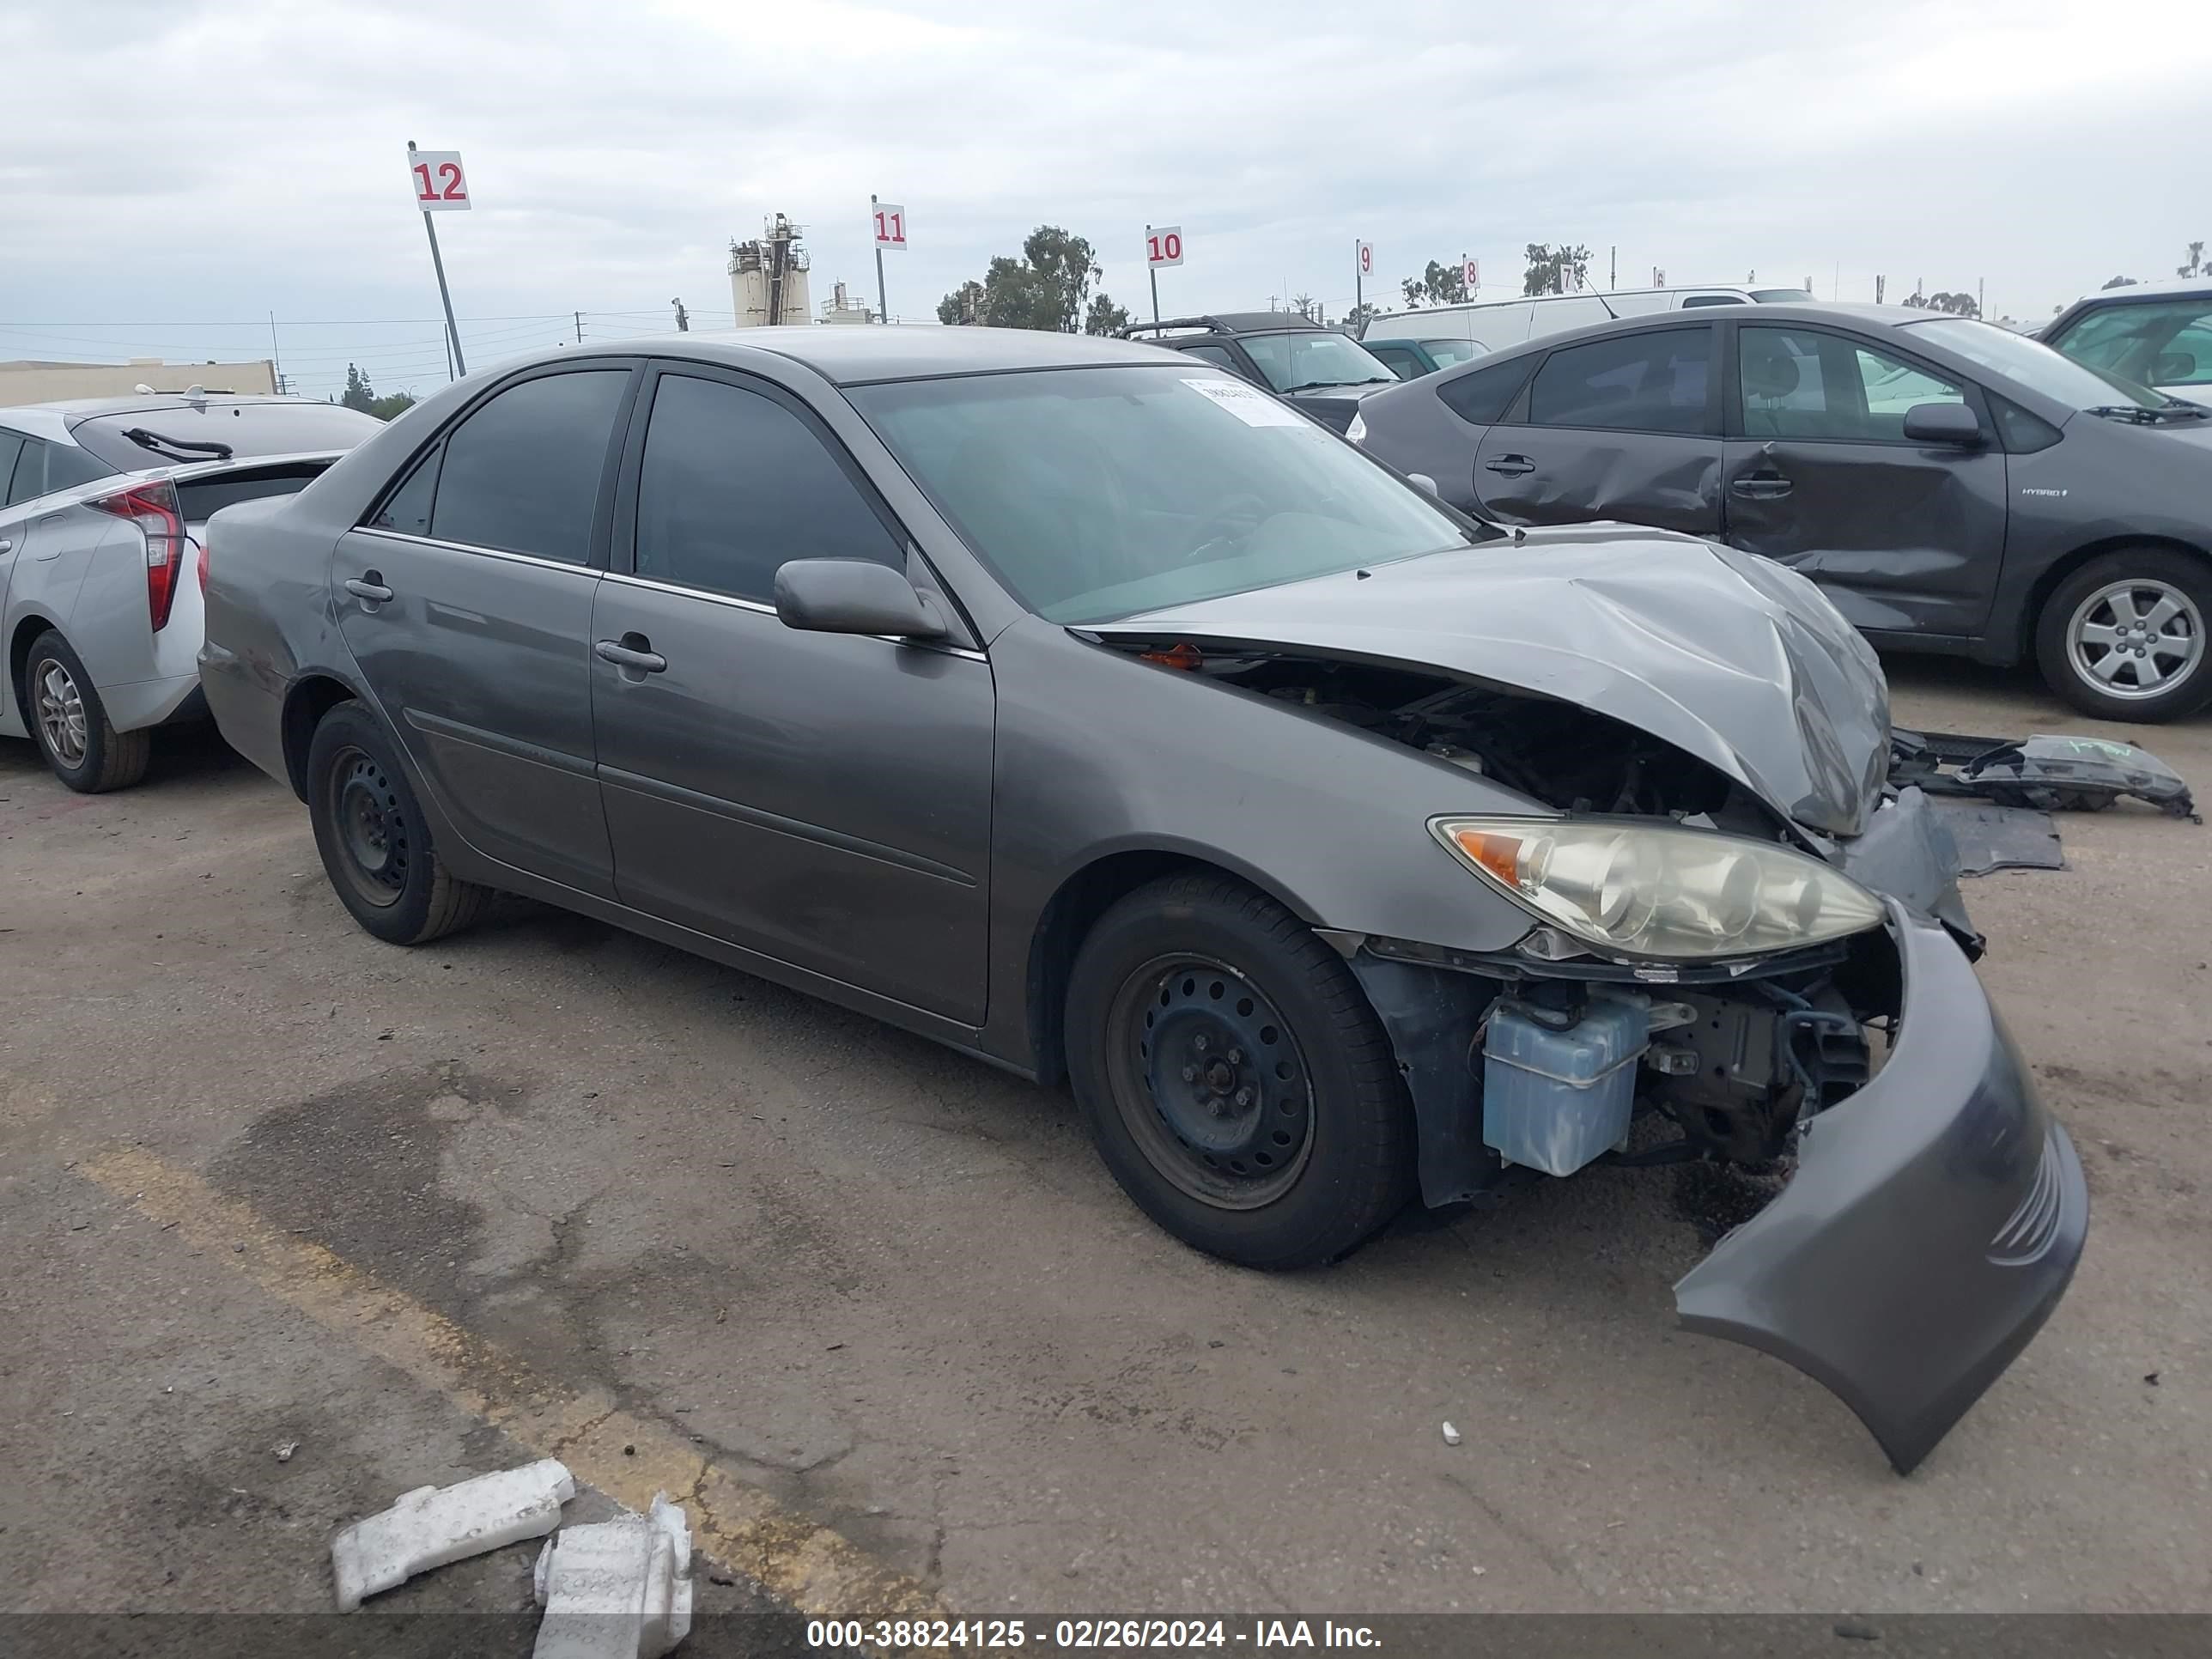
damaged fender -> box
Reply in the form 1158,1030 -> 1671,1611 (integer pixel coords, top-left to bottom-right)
1674,903 -> 2087,1473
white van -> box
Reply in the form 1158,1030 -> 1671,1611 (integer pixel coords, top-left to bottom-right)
1359,284 -> 1814,355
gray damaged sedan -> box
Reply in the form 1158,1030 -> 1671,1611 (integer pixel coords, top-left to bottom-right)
198,327 -> 2086,1473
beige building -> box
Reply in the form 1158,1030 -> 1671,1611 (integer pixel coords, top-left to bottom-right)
0,357 -> 279,408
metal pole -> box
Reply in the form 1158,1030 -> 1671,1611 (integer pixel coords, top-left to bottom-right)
872,194 -> 889,324
267,311 -> 285,394
1354,240 -> 1362,318
574,312 -> 583,346
409,142 -> 465,379
1146,225 -> 1159,324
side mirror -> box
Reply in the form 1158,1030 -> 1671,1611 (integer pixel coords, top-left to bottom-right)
1902,402 -> 1984,446
1407,472 -> 1441,496
773,559 -> 948,641
2152,350 -> 2196,383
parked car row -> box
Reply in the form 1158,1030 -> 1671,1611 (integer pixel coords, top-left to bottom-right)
1,393 -> 383,788
179,325 -> 2084,1474
1346,302 -> 2212,720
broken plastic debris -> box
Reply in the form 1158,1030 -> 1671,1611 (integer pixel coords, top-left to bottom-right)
532,1492 -> 694,1659
272,1440 -> 298,1463
1440,1422 -> 1462,1446
331,1457 -> 574,1612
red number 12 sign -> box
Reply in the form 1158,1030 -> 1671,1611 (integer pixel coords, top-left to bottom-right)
409,150 -> 471,212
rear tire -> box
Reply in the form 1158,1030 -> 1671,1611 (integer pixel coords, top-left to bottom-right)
305,700 -> 491,945
2035,549 -> 2212,722
1065,873 -> 1416,1269
22,629 -> 150,793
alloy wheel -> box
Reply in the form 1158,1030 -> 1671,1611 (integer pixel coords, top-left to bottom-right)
33,658 -> 88,769
2066,580 -> 2205,701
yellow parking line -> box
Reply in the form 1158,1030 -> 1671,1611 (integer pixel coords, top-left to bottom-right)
81,1146 -> 949,1624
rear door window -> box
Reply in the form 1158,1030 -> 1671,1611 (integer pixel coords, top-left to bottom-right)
631,372 -> 902,605
427,369 -> 630,563
1437,356 -> 1539,427
6,439 -> 49,504
1528,326 -> 1714,434
0,432 -> 25,504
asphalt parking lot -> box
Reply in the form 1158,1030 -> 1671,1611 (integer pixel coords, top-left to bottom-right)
3,657 -> 2209,1622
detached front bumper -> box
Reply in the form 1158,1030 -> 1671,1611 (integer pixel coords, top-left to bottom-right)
1674,901 -> 2087,1474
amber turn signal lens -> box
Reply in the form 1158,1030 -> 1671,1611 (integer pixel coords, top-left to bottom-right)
1448,827 -> 1525,889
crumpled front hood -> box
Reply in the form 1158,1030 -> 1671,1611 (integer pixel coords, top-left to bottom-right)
1103,525 -> 1893,837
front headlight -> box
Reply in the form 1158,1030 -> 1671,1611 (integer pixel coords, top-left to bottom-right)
1430,816 -> 1887,960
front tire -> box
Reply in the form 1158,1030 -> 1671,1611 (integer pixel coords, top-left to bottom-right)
23,630 -> 150,793
305,701 -> 491,945
1066,873 -> 1416,1269
2035,550 -> 2212,722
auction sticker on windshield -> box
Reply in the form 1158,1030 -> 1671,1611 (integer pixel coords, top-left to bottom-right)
1182,377 -> 1306,427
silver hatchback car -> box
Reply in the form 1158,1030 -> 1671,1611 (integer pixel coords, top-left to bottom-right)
1,394 -> 381,790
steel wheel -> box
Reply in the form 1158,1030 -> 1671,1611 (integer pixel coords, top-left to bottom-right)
324,744 -> 410,909
1103,953 -> 1316,1210
2066,579 -> 2204,702
33,657 -> 88,769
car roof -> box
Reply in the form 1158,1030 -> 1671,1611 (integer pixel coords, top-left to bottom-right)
1450,301 -> 1936,361
0,405 -> 75,441
613,324 -> 1180,386
2060,276 -> 2212,305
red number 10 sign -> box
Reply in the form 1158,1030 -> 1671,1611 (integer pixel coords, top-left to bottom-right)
1146,227 -> 1185,268
873,204 -> 908,250
408,150 -> 470,212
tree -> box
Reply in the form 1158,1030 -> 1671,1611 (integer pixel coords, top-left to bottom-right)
1925,291 -> 1978,318
1084,294 -> 1133,336
1397,260 -> 1469,310
1289,292 -> 1318,323
2180,241 -> 2206,278
368,392 -> 416,420
1345,301 -> 1381,333
339,363 -> 374,413
937,226 -> 1105,332
2101,275 -> 2141,290
1522,243 -> 1591,296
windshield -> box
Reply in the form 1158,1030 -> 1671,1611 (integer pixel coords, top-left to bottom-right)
1421,338 -> 1483,368
1235,331 -> 1395,392
68,401 -> 384,471
852,365 -> 1484,625
1902,317 -> 2165,410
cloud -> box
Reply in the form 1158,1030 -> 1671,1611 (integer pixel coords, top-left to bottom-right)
4,0 -> 2205,398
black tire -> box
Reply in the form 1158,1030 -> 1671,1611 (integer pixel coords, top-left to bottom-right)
305,700 -> 491,945
1065,873 -> 1416,1269
21,629 -> 150,793
2034,549 -> 2212,723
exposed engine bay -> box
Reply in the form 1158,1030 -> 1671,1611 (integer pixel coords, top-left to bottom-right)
1105,639 -> 1909,1191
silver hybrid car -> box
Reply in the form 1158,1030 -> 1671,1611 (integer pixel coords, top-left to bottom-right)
1,393 -> 381,790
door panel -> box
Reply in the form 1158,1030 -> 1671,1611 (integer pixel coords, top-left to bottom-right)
590,580 -> 994,1022
337,532 -> 613,893
1725,325 -> 2008,636
1471,325 -> 1723,536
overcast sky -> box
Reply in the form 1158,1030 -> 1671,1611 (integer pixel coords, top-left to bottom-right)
4,0 -> 2207,400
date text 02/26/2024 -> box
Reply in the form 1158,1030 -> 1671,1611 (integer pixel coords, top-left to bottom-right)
807,1619 -> 1382,1650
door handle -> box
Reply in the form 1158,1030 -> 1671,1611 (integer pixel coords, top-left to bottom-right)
0,539 -> 12,555
1484,454 -> 1537,477
344,574 -> 395,603
1729,475 -> 1794,501
594,638 -> 667,674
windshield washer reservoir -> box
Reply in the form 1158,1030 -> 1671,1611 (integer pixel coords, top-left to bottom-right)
1483,995 -> 1650,1176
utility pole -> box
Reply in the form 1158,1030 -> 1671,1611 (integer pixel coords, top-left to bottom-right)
672,298 -> 689,331
267,312 -> 286,394
1978,276 -> 1985,319
1609,246 -> 1616,290
574,312 -> 583,345
407,140 -> 466,379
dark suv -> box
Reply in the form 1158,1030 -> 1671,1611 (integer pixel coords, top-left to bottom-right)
1115,313 -> 1396,432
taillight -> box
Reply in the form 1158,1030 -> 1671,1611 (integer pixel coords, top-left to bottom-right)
89,480 -> 187,632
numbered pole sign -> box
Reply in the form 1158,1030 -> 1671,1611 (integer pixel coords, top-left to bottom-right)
872,202 -> 908,250
1462,257 -> 1479,292
408,150 -> 471,211
1357,240 -> 1374,276
1146,226 -> 1185,268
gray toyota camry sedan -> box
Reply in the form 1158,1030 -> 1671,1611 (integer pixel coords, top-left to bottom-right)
198,326 -> 2085,1474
